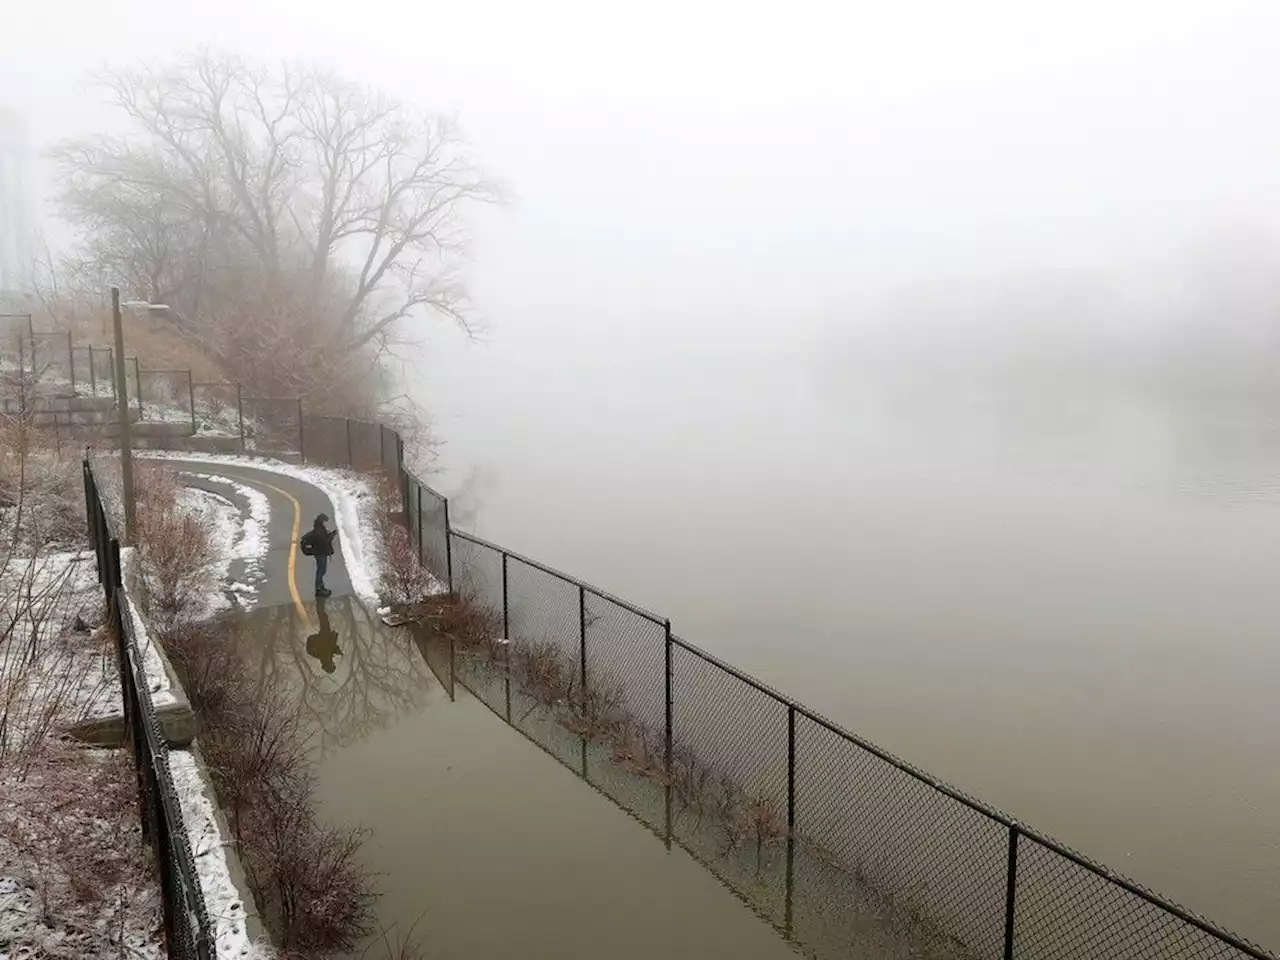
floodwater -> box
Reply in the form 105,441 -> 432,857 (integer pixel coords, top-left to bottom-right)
238,599 -> 798,960
413,341 -> 1280,952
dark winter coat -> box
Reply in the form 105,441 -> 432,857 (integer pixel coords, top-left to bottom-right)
303,523 -> 337,557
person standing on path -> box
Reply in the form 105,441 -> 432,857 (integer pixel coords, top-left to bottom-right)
301,513 -> 338,598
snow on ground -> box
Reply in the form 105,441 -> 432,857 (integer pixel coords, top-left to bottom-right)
1,552 -> 164,960
0,748 -> 164,960
176,475 -> 271,616
0,551 -> 120,735
118,550 -> 176,709
168,750 -> 274,960
138,451 -> 384,603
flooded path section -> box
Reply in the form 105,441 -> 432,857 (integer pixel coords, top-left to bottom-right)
234,599 -> 797,960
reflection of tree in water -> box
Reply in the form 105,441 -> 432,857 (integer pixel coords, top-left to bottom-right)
245,596 -> 437,755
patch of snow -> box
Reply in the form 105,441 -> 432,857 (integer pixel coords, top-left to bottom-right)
168,751 -> 274,960
177,486 -> 241,618
118,552 -> 176,709
0,876 -> 38,945
137,451 -> 383,603
189,474 -> 271,571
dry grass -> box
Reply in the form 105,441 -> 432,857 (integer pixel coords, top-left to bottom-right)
0,740 -> 164,959
0,422 -> 86,555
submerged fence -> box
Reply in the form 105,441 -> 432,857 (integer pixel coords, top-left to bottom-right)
83,463 -> 214,960
401,469 -> 1278,960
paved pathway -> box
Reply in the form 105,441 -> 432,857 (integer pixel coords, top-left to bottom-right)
157,460 -> 355,617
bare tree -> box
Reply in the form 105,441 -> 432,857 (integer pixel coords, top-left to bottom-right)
52,49 -> 498,403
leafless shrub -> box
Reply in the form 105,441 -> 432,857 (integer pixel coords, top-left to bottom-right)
375,480 -> 438,609
131,466 -> 219,628
247,776 -> 377,957
511,638 -> 576,708
359,915 -> 429,960
161,614 -> 379,957
562,676 -> 628,742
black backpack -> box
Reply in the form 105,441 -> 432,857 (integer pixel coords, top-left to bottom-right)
299,530 -> 317,556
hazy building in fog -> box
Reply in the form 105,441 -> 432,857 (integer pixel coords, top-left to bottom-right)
0,106 -> 31,296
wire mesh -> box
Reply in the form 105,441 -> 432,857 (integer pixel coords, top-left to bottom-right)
191,382 -> 242,438
86,461 -> 213,960
506,556 -> 581,663
669,641 -> 790,924
241,397 -> 302,455
301,414 -> 351,466
27,333 -> 72,385
350,419 -> 384,472
415,482 -> 449,585
122,598 -> 214,959
583,592 -> 666,737
449,533 -> 503,618
381,425 -> 401,477
1013,837 -> 1268,960
86,347 -> 117,400
70,345 -> 96,395
794,712 -> 1007,959
137,369 -> 194,424
406,475 -> 421,556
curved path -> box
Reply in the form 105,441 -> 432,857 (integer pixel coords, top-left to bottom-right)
153,459 -> 355,618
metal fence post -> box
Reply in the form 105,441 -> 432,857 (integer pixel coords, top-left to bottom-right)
578,584 -> 588,696
416,486 -> 423,564
132,358 -> 143,419
448,634 -> 456,702
16,336 -> 26,416
443,498 -> 454,594
345,417 -> 354,466
297,398 -> 305,460
785,705 -> 797,938
1004,826 -> 1020,960
88,348 -> 97,396
379,423 -> 386,471
502,552 -> 511,721
187,370 -> 196,433
107,348 -> 116,401
396,432 -> 408,520
67,331 -> 75,393
235,383 -> 245,450
664,619 -> 674,848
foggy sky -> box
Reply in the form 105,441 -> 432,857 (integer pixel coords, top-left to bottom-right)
9,0 -> 1280,359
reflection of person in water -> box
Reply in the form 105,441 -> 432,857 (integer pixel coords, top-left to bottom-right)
305,596 -> 343,674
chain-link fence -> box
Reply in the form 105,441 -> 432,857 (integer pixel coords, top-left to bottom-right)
85,346 -> 117,399
191,381 -> 243,438
405,471 -> 451,591
83,462 -> 214,960
5,324 -> 406,473
408,469 -> 1279,960
241,396 -> 302,456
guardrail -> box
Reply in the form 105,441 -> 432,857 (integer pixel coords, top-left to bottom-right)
83,461 -> 214,960
400,466 -> 1278,960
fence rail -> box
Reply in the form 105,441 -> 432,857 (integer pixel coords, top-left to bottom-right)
33,315 -> 1277,959
3,327 -> 403,473
84,462 -> 214,960
402,465 -> 1279,960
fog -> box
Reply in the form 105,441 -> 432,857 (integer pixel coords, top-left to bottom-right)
12,0 -> 1280,950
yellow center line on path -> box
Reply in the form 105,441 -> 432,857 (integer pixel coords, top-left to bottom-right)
254,478 -> 313,629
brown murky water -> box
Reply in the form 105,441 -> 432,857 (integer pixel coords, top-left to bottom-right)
414,348 -> 1280,953
240,600 -> 799,960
